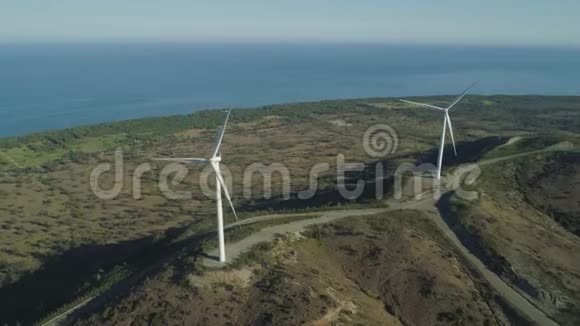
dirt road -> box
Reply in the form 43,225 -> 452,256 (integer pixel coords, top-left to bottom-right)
52,145 -> 570,325
203,146 -> 570,325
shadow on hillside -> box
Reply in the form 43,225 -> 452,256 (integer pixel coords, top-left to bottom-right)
418,136 -> 508,166
0,226 -> 191,325
0,136 -> 511,324
245,136 -> 508,211
435,192 -> 540,301
240,160 -> 400,212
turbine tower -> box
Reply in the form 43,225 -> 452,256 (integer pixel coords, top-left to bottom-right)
400,83 -> 476,179
154,109 -> 238,263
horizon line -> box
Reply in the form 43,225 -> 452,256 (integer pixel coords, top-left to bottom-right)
2,93 -> 580,139
1,40 -> 579,50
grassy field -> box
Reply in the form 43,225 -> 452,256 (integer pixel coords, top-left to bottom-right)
0,95 -> 579,324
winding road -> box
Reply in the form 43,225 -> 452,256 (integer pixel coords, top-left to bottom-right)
203,198 -> 559,325
202,144 -> 572,326
50,143 -> 573,325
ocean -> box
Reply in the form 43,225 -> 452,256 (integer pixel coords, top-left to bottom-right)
1,43 -> 579,137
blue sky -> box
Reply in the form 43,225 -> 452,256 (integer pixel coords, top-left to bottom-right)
2,0 -> 579,45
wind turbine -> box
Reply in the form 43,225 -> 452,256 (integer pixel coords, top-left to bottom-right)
154,109 -> 238,263
400,83 -> 476,180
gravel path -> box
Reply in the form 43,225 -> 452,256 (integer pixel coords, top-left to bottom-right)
203,146 -> 570,325
51,145 -> 570,325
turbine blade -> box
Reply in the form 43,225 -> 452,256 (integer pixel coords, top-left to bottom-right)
211,162 -> 239,221
445,112 -> 457,156
447,82 -> 477,110
400,99 -> 445,111
211,109 -> 232,158
153,157 -> 208,164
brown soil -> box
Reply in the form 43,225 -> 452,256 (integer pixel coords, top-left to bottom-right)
73,211 -> 509,326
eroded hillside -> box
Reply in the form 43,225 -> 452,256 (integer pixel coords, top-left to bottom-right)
442,147 -> 580,325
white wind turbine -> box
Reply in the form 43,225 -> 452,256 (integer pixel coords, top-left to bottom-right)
154,109 -> 238,263
400,83 -> 476,180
